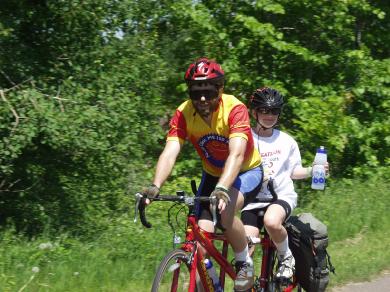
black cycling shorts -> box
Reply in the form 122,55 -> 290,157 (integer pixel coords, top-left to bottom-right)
241,199 -> 292,229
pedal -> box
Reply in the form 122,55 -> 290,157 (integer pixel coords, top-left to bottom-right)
275,276 -> 293,288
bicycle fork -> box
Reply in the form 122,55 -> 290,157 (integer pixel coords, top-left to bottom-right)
181,242 -> 215,292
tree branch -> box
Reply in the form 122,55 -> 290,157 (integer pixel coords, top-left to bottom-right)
0,89 -> 20,133
0,69 -> 16,86
0,178 -> 37,193
3,77 -> 33,93
55,87 -> 65,112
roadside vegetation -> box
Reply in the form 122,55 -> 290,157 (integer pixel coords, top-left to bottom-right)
1,168 -> 389,291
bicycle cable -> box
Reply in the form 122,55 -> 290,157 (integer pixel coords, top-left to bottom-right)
167,203 -> 179,234
175,205 -> 187,233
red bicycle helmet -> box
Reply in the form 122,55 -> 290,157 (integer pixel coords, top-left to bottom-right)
184,57 -> 225,87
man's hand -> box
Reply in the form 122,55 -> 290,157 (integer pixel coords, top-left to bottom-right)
142,184 -> 160,205
211,186 -> 231,213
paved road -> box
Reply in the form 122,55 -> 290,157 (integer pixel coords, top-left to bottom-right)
331,271 -> 390,292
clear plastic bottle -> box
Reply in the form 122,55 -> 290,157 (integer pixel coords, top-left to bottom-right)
204,259 -> 223,292
311,146 -> 327,190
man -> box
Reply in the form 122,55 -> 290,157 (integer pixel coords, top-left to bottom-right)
142,57 -> 263,291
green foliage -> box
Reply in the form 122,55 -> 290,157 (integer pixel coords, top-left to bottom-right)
0,1 -> 173,234
0,0 -> 388,245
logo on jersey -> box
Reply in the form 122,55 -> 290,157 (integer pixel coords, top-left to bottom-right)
261,149 -> 281,176
198,134 -> 229,168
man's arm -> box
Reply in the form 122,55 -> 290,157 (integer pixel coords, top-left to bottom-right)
212,136 -> 247,211
152,140 -> 182,188
217,136 -> 247,190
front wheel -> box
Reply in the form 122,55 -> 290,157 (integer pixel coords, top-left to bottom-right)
152,249 -> 197,292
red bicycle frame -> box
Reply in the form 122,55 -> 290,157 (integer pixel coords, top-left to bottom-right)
180,214 -> 236,292
258,232 -> 275,290
135,184 -> 298,292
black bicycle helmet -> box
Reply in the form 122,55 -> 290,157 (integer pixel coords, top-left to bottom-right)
249,87 -> 284,109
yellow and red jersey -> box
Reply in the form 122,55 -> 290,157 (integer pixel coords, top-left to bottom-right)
167,94 -> 261,176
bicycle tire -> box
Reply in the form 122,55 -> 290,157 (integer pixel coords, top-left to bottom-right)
152,249 -> 198,292
266,251 -> 283,292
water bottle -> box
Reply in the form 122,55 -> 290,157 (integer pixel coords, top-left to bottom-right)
204,259 -> 223,292
311,146 -> 327,190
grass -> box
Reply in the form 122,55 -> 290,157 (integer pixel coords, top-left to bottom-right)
0,173 -> 389,291
294,171 -> 390,288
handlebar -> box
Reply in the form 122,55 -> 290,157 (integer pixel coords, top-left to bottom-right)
134,192 -> 218,228
134,178 -> 278,229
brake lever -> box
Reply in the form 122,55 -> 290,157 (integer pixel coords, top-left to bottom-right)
134,193 -> 143,223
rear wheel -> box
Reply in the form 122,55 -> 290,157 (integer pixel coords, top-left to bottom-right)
152,249 -> 197,292
267,252 -> 283,292
267,254 -> 297,292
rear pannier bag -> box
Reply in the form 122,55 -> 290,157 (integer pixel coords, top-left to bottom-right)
285,213 -> 335,292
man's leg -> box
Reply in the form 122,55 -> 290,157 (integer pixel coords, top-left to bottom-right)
220,188 -> 246,252
244,225 -> 259,257
220,188 -> 254,291
241,209 -> 261,256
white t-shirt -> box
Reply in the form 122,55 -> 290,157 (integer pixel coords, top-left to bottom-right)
242,128 -> 302,211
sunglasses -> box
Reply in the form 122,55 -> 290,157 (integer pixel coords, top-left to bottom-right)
256,107 -> 282,115
189,89 -> 219,101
